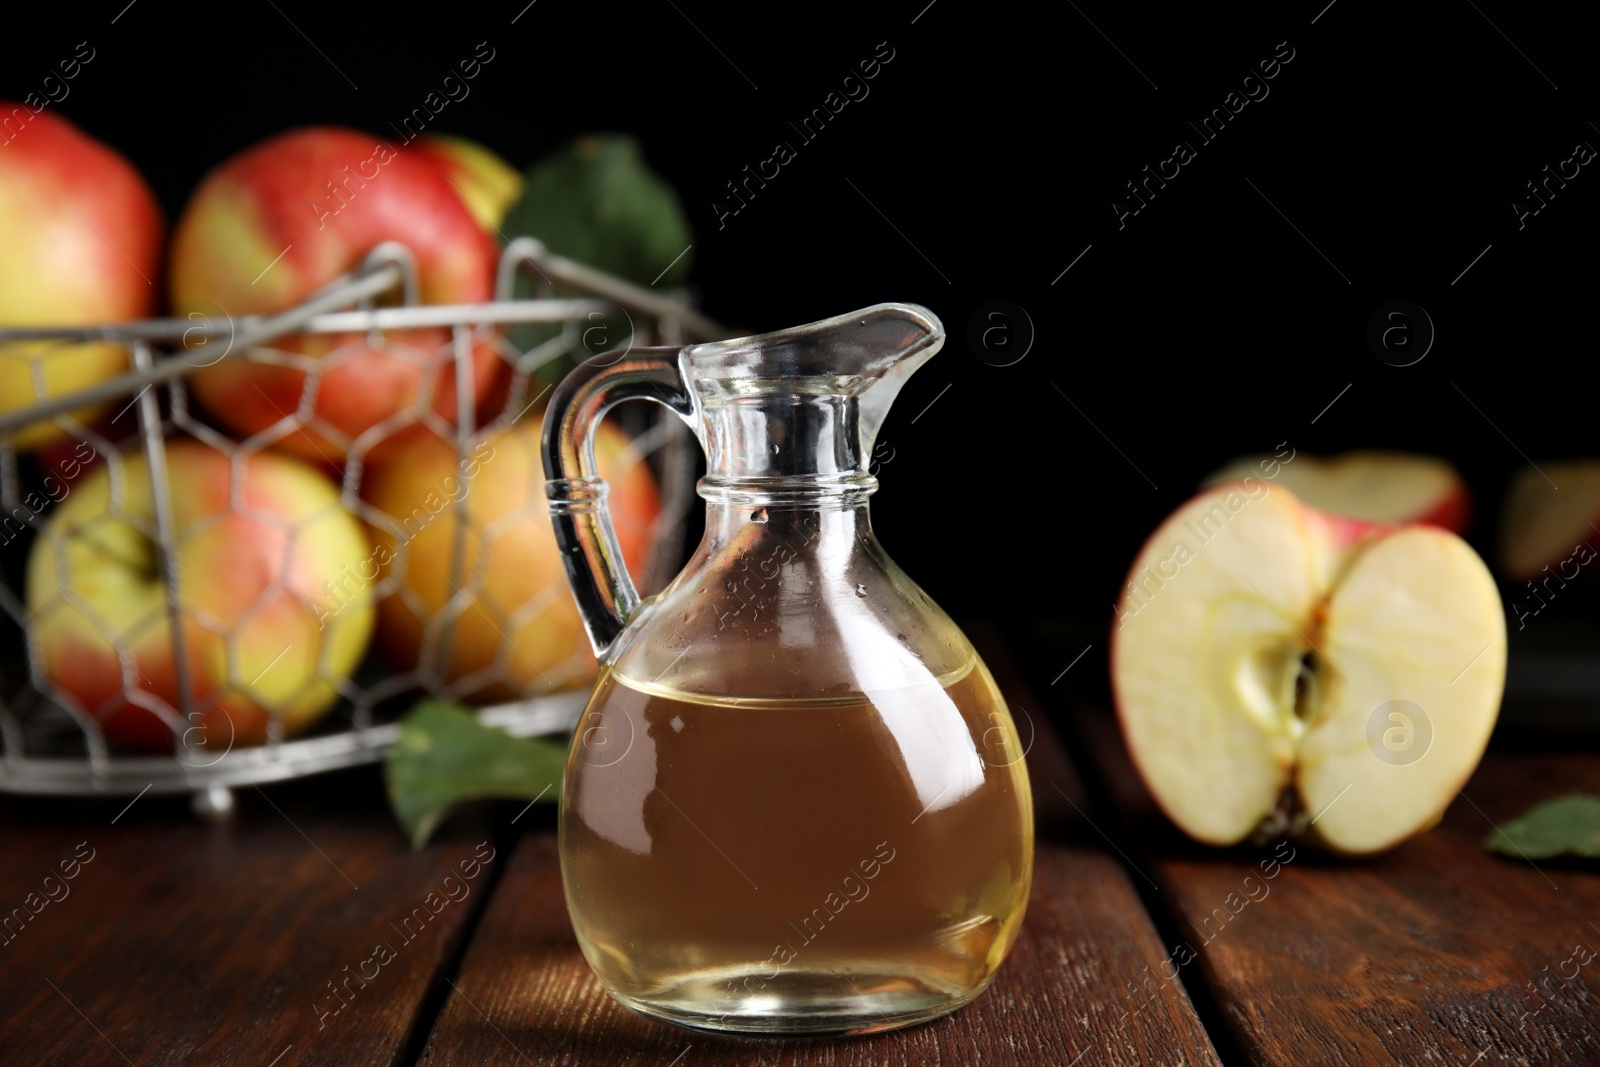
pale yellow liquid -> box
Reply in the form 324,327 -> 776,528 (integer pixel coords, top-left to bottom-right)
559,657 -> 1034,1034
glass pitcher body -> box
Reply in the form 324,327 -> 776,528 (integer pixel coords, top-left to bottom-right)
544,304 -> 1033,1035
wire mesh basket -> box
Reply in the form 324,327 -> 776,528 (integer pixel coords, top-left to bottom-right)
0,238 -> 724,814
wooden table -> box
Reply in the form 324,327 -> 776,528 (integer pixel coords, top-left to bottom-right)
2,625 -> 1596,1065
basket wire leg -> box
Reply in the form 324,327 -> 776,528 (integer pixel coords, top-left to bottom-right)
192,783 -> 235,821
430,324 -> 478,693
132,342 -> 209,784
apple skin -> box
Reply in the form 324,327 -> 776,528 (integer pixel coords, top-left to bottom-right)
409,134 -> 523,232
34,420 -> 110,485
361,415 -> 659,699
1416,492 -> 1470,536
168,127 -> 502,464
0,103 -> 163,451
1203,450 -> 1471,535
25,441 -> 375,752
1497,460 -> 1600,583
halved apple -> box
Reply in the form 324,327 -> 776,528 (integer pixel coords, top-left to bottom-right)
1111,481 -> 1506,854
1498,460 -> 1600,583
1204,450 -> 1470,533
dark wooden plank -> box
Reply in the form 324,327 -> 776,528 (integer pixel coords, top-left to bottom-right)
0,767 -> 496,1067
419,632 -> 1221,1065
1074,703 -> 1600,1066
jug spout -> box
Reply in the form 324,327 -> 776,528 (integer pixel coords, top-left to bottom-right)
681,303 -> 944,493
851,303 -> 943,460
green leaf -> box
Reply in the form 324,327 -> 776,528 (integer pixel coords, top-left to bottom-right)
385,700 -> 567,849
502,134 -> 695,388
507,133 -> 694,287
1484,794 -> 1600,859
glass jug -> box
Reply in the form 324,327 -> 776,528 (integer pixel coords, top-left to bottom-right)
542,303 -> 1033,1035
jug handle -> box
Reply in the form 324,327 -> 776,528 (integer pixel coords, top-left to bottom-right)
541,347 -> 696,658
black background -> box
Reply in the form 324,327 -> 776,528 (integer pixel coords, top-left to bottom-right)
3,0 -> 1595,631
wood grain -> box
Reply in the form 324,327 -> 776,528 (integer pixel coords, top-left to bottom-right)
0,768 -> 495,1067
419,635 -> 1221,1066
1073,703 -> 1600,1067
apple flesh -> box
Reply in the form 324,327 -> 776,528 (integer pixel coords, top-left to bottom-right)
1498,461 -> 1600,582
360,414 -> 659,699
1204,450 -> 1470,533
1112,481 -> 1506,854
26,441 -> 375,752
0,102 -> 164,451
168,127 -> 502,464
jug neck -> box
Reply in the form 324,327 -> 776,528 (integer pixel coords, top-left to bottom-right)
695,497 -> 874,584
702,495 -> 871,531
697,392 -> 876,505
676,302 -> 945,506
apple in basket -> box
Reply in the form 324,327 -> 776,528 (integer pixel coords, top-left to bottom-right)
25,441 -> 375,752
0,102 -> 164,451
359,413 -> 659,699
407,133 -> 523,233
167,127 -> 502,466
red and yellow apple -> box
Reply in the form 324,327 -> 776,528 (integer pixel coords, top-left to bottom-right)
361,415 -> 659,699
409,133 -> 523,232
1498,460 -> 1600,582
168,127 -> 502,464
1112,480 -> 1505,854
1204,450 -> 1470,534
26,441 -> 375,752
0,103 -> 163,450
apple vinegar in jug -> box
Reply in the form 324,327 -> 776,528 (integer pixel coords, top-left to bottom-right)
561,652 -> 1032,1033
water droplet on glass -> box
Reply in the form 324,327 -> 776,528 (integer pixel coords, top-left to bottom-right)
855,584 -> 867,597
771,444 -> 780,454
751,508 -> 769,524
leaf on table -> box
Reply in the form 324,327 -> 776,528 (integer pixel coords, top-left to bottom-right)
385,700 -> 567,849
1483,793 -> 1600,859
